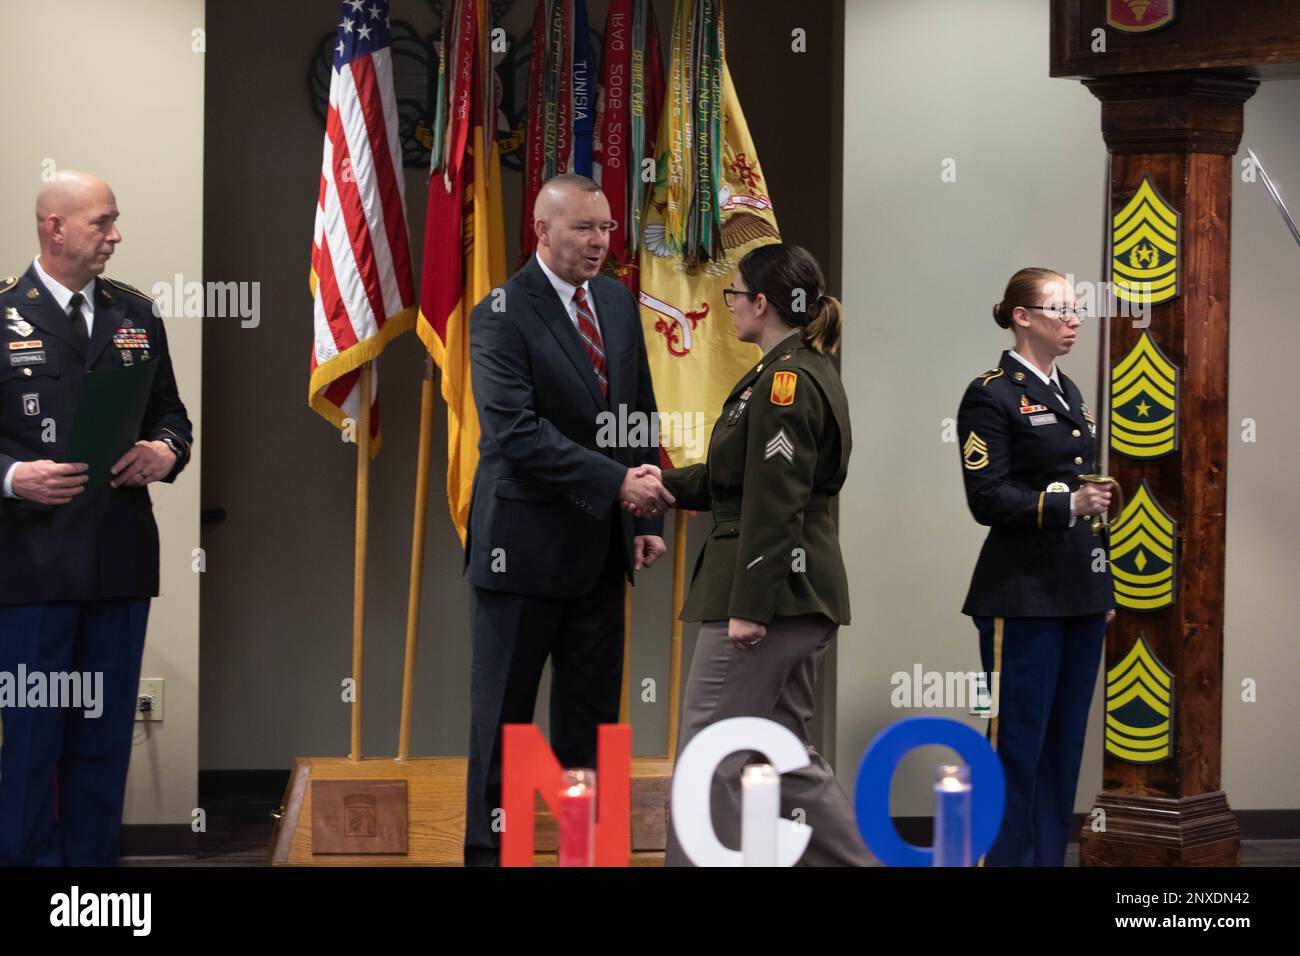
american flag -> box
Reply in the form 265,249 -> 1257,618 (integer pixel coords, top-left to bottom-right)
309,0 -> 415,446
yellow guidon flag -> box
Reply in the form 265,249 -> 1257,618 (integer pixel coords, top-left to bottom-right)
1105,633 -> 1174,764
418,0 -> 506,545
1111,330 -> 1179,459
1112,175 -> 1180,306
1109,480 -> 1177,612
638,0 -> 781,468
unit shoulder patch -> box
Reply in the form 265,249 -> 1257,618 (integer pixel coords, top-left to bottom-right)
770,370 -> 797,406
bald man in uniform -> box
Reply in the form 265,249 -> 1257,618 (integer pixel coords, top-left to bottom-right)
462,173 -> 672,865
0,171 -> 192,865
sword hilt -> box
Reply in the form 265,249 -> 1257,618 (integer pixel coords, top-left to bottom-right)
1078,474 -> 1123,535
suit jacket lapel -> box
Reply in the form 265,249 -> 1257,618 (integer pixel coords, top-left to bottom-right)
524,257 -> 607,411
722,336 -> 786,406
1002,351 -> 1085,428
14,265 -> 83,359
590,278 -> 626,404
1058,372 -> 1090,430
87,279 -> 128,368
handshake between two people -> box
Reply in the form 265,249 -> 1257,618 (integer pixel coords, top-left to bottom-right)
620,464 -> 674,572
619,464 -> 674,520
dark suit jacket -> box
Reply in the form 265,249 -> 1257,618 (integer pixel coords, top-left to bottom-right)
465,255 -> 663,598
0,265 -> 193,605
957,350 -> 1114,617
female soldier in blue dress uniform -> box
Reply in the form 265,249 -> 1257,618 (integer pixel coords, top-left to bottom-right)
957,267 -> 1115,867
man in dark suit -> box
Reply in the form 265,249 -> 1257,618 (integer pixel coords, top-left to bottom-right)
0,171 -> 192,865
463,173 -> 673,865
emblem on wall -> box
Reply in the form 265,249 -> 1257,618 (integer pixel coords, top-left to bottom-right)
1112,175 -> 1180,306
1109,480 -> 1177,612
309,1 -> 530,169
1106,0 -> 1177,34
1105,632 -> 1173,763
1111,331 -> 1179,458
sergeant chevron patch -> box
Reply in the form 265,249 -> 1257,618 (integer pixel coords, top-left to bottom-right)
765,428 -> 794,463
962,431 -> 990,470
1105,632 -> 1173,764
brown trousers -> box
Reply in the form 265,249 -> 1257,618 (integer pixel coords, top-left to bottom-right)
664,614 -> 874,867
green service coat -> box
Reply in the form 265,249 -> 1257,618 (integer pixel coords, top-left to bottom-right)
662,329 -> 853,625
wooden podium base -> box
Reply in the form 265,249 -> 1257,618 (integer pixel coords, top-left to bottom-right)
1079,791 -> 1241,867
270,755 -> 673,866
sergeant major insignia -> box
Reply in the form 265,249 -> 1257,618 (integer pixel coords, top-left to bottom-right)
1111,331 -> 1179,458
1112,174 -> 1180,306
1104,632 -> 1174,764
1109,480 -> 1177,612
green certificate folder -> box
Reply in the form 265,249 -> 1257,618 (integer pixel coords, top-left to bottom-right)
65,358 -> 159,489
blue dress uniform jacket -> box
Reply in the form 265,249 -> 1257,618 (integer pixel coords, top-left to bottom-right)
957,351 -> 1114,618
0,266 -> 193,605
662,330 -> 852,626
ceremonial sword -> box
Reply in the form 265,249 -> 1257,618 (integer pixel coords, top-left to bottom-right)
1247,147 -> 1300,249
1081,150 -> 1122,533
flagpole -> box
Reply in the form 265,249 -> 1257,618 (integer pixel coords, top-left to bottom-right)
350,362 -> 372,762
666,510 -> 687,758
619,583 -> 633,722
397,355 -> 436,761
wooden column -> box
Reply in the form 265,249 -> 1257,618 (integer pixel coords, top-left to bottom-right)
1051,0 -> 1300,868
1079,72 -> 1256,866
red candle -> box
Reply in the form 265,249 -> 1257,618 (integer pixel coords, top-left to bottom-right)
557,769 -> 597,867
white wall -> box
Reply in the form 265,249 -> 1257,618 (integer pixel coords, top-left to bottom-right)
0,0 -> 205,827
839,0 -> 1300,814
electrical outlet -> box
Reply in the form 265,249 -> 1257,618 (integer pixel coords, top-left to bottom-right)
136,678 -> 165,722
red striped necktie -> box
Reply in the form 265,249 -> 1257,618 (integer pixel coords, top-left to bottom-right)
572,286 -> 608,398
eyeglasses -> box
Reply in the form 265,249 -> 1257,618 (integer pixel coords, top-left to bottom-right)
723,287 -> 761,307
1020,305 -> 1088,323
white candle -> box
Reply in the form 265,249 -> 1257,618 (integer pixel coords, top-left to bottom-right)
741,764 -> 780,867
933,764 -> 973,867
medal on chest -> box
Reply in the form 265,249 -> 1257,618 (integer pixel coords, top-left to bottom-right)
114,326 -> 151,364
725,387 -> 753,426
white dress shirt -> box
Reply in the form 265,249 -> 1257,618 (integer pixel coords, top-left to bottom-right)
2,257 -> 96,498
535,253 -> 602,338
1008,349 -> 1069,411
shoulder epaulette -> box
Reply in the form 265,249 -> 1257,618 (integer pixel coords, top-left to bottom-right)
979,368 -> 1004,386
0,275 -> 18,294
105,277 -> 156,302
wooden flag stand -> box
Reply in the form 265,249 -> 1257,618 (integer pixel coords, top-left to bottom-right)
270,364 -> 458,864
271,363 -> 684,864
1050,0 -> 1300,865
273,361 -> 473,865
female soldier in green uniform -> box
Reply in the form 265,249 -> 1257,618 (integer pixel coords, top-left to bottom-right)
957,267 -> 1116,866
628,243 -> 871,866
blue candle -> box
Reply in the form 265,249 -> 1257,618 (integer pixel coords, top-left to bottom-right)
933,764 -> 972,867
